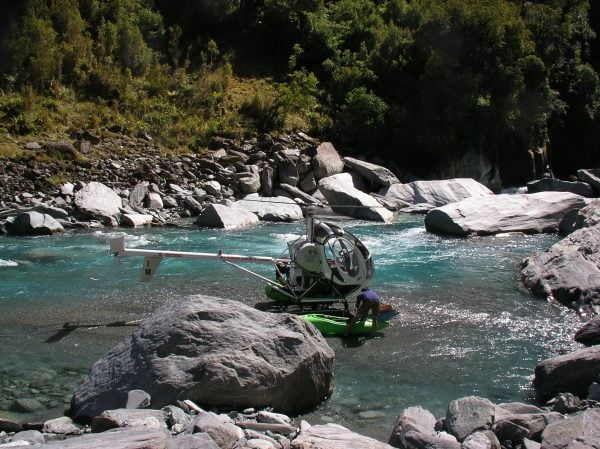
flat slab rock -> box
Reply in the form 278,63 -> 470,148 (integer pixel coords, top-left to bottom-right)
290,421 -> 395,449
425,192 -> 587,236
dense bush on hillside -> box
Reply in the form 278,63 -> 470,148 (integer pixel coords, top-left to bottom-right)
0,0 -> 598,183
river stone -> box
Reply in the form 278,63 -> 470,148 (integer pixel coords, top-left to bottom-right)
233,194 -> 303,222
5,211 -> 64,236
388,406 -> 437,448
42,416 -> 82,435
10,430 -> 45,445
559,200 -> 600,235
275,151 -> 299,186
574,316 -> 600,346
16,426 -> 170,449
425,192 -> 587,236
74,181 -> 122,220
526,178 -> 593,197
520,225 -> 600,312
540,408 -> 600,449
576,169 -> 600,194
279,183 -> 321,204
171,433 -> 220,449
196,203 -> 259,229
344,157 -> 399,187
126,389 -> 151,409
445,396 -> 495,442
91,409 -> 168,433
129,183 -> 149,208
311,142 -> 344,180
69,295 -> 334,421
318,173 -> 394,222
381,179 -> 493,208
399,430 -> 461,449
533,345 -> 600,401
145,192 -> 163,210
291,421 -> 395,449
493,412 -> 563,444
188,411 -> 244,449
121,213 -> 153,227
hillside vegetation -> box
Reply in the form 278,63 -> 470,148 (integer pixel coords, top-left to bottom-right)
0,0 -> 599,184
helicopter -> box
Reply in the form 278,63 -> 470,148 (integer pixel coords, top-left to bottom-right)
109,211 -> 374,309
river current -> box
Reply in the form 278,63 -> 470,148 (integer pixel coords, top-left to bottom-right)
0,214 -> 582,441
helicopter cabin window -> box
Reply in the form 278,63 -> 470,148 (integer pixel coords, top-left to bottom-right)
325,237 -> 360,277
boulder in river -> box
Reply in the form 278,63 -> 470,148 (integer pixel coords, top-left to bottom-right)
540,408 -> 600,449
196,203 -> 260,229
381,178 -> 493,208
520,225 -> 600,313
69,295 -> 334,421
526,178 -> 593,197
574,316 -> 600,346
424,192 -> 587,236
533,345 -> 600,401
445,396 -> 495,442
5,211 -> 64,236
318,173 -> 394,222
233,194 -> 303,222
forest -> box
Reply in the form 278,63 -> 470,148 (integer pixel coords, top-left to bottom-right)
0,0 -> 599,184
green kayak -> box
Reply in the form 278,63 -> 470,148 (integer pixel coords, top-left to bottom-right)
300,313 -> 389,336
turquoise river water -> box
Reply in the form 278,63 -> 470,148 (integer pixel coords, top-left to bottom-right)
0,214 -> 582,441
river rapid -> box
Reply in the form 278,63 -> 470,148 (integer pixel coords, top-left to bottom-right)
0,214 -> 582,441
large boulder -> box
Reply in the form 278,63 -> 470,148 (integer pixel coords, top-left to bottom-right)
445,396 -> 495,442
526,178 -> 593,197
5,211 -> 64,236
196,203 -> 260,229
291,421 -> 395,449
540,408 -> 600,449
69,295 -> 334,421
318,173 -> 394,222
576,168 -> 600,194
388,406 -> 437,448
558,200 -> 600,235
533,345 -> 600,401
492,412 -> 564,444
74,181 -> 122,221
381,179 -> 493,208
311,142 -> 344,180
233,194 -> 303,222
520,225 -> 600,312
424,192 -> 587,236
344,157 -> 399,187
574,316 -> 600,346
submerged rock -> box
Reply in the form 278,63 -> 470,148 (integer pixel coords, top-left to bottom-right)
69,295 -> 334,421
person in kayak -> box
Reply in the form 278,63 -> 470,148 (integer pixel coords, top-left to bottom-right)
344,287 -> 381,337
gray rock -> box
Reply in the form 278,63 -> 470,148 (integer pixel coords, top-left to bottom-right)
311,142 -> 344,180
121,213 -> 153,227
576,169 -> 600,194
129,183 -> 149,208
403,430 -> 461,449
261,166 -> 274,196
126,390 -> 151,409
344,157 -> 399,187
559,200 -> 600,236
389,406 -> 437,448
520,225 -> 600,312
462,432 -> 493,449
425,192 -> 587,236
69,295 -> 334,421
495,403 -> 545,417
236,166 -> 262,194
257,411 -> 291,426
275,151 -> 299,186
162,196 -> 178,209
533,345 -> 600,401
10,430 -> 44,446
291,420 -> 395,449
15,426 -> 170,449
382,179 -> 493,208
233,194 -> 303,222
163,405 -> 193,433
299,170 -> 317,193
182,196 -> 203,215
0,419 -> 22,433
187,411 -> 244,449
42,416 -> 82,435
203,181 -> 222,196
9,398 -> 45,412
5,211 -> 64,235
493,412 -> 563,443
74,181 -> 122,220
527,178 -> 593,197
588,382 -> 600,401
31,204 -> 70,220
445,396 -> 495,442
170,433 -> 220,449
540,408 -> 600,449
145,192 -> 163,210
318,173 -> 394,222
279,183 -> 321,204
196,203 -> 260,229
550,393 -> 582,414
91,409 -> 168,433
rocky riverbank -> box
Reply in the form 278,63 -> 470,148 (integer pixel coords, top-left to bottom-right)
2,132 -> 600,448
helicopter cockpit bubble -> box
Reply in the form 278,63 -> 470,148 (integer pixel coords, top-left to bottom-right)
295,243 -> 322,274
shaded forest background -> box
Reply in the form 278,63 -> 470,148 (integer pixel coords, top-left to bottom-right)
0,0 -> 599,185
